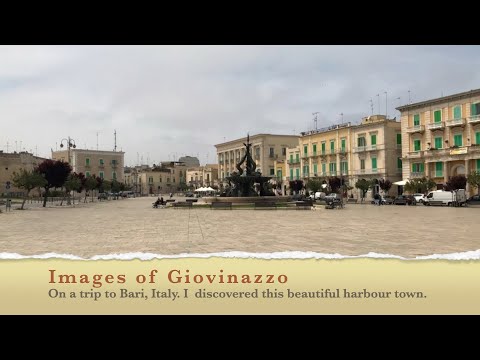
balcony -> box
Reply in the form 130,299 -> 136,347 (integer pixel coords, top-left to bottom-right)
301,153 -> 309,159
408,151 -> 424,158
354,146 -> 366,152
468,115 -> 480,124
406,125 -> 425,134
446,118 -> 466,127
354,169 -> 380,175
219,160 -> 224,165
423,148 -> 448,158
468,144 -> 480,153
287,159 -> 300,165
426,121 -> 445,130
410,172 -> 425,178
329,149 -> 336,155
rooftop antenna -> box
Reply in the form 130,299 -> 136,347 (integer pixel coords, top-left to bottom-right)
20,141 -> 22,152
369,99 -> 374,115
376,94 -> 380,114
339,113 -> 344,124
6,141 -> 9,152
408,90 -> 411,104
15,141 -> 17,152
147,153 -> 150,166
96,132 -> 99,150
312,112 -> 319,130
114,129 -> 117,152
384,91 -> 388,118
35,145 -> 38,156
137,152 -> 139,166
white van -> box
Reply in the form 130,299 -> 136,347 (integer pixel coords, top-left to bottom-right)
309,192 -> 326,200
424,189 -> 466,206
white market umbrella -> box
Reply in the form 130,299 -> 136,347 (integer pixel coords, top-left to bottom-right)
194,187 -> 206,192
204,187 -> 215,192
393,179 -> 409,186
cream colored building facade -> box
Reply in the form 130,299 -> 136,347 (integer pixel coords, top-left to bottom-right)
285,116 -> 402,197
397,88 -> 480,195
0,151 -> 47,195
186,164 -> 219,188
215,134 -> 299,182
129,162 -> 188,196
52,149 -> 125,182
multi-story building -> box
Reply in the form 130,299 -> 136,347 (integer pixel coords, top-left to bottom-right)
186,164 -> 219,188
286,115 -> 402,197
178,156 -> 200,168
134,161 -> 188,196
51,149 -> 125,182
397,88 -> 480,195
0,151 -> 47,195
215,134 -> 299,182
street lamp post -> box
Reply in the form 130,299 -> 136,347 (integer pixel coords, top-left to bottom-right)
59,137 -> 76,166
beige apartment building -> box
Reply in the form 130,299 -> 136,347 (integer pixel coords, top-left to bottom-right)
52,149 -> 125,182
285,115 -> 402,197
186,164 -> 219,188
215,134 -> 299,182
0,151 -> 47,195
132,162 -> 188,196
397,88 -> 480,195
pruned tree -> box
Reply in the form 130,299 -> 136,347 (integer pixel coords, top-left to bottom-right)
111,179 -> 121,199
378,178 -> 392,195
306,179 -> 323,194
328,176 -> 342,194
467,171 -> 480,194
355,179 -> 371,202
64,173 -> 82,206
404,177 -> 437,194
35,160 -> 72,207
445,175 -> 467,191
288,179 -> 304,195
84,175 -> 98,203
11,169 -> 47,210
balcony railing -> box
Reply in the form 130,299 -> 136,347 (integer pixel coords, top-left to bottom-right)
302,153 -> 309,159
311,151 -> 318,157
426,121 -> 445,130
287,159 -> 300,165
468,115 -> 480,124
408,150 -> 424,158
406,125 -> 425,133
446,118 -> 466,127
337,148 -> 347,155
396,144 -> 402,150
354,168 -> 380,175
410,172 -> 425,178
423,148 -> 448,157
354,146 -> 366,152
329,149 -> 336,155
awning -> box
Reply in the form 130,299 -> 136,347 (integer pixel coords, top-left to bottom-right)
393,180 -> 408,186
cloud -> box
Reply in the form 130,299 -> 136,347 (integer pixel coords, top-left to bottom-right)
1,45 -> 479,165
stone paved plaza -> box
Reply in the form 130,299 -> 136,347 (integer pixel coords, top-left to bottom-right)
0,197 -> 479,258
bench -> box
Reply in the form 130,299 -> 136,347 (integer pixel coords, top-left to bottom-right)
347,198 -> 358,204
165,199 -> 176,203
295,200 -> 313,209
254,202 -> 277,209
186,198 -> 198,203
173,202 -> 193,208
211,202 -> 232,210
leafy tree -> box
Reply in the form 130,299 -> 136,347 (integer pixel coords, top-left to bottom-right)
111,179 -> 121,198
404,177 -> 437,194
64,173 -> 82,205
35,160 -> 72,207
328,177 -> 342,194
84,175 -> 98,203
11,169 -> 47,210
467,171 -> 480,194
378,178 -> 392,195
288,180 -> 304,194
307,179 -> 323,193
355,179 -> 371,201
445,175 -> 467,191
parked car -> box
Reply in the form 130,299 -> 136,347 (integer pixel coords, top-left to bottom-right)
98,193 -> 108,200
371,195 -> 394,205
466,194 -> 480,207
413,193 -> 425,204
185,192 -> 195,197
393,195 -> 416,205
309,191 -> 326,200
292,194 -> 306,201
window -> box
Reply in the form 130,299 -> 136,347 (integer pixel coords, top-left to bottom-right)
303,145 -> 308,155
111,159 -> 117,166
435,162 -> 443,177
290,169 -> 293,179
159,177 -> 162,183
173,178 -> 175,183
396,134 -> 402,145
454,134 -> 463,147
371,158 -> 377,170
453,105 -> 461,119
99,159 -> 104,166
255,147 -> 260,157
414,139 -> 421,151
112,172 -> 117,180
226,172 -> 229,177
341,139 -> 346,151
329,163 -> 336,175
277,170 -> 282,178
471,102 -> 480,116
167,177 -> 170,183
411,163 -> 424,173
269,147 -> 274,157
295,154 -> 299,162
313,164 -> 318,174
86,171 -> 91,177
303,165 -> 309,176
99,171 -> 104,179
312,144 -> 317,154
360,159 -> 365,170
270,168 -> 275,175
370,134 -> 377,147
282,147 -> 286,156
341,161 -> 348,174
85,158 -> 90,166
476,131 -> 480,145
434,110 -> 441,123
477,159 -> 480,171
321,142 -> 326,154
295,168 -> 300,179
330,141 -> 335,153
413,114 -> 420,126
358,137 -> 366,147
397,158 -> 402,169
149,177 -> 153,184
290,154 -> 293,163
434,136 -> 442,149
321,163 -> 326,174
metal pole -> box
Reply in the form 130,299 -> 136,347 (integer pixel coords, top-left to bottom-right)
384,91 -> 388,118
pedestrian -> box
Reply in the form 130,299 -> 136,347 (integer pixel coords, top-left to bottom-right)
169,192 -> 173,199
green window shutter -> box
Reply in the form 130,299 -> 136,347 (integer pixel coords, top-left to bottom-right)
434,110 -> 441,123
414,140 -> 421,151
436,162 -> 443,171
330,141 -> 334,150
322,163 -> 326,173
414,114 -> 420,126
86,171 -> 90,177
313,164 -> 317,174
412,163 -> 415,172
397,158 -> 402,169
453,106 -> 461,119
472,103 -> 477,116
313,144 -> 317,153
372,158 -> 377,169
321,143 -> 325,153
277,170 -> 282,178
341,139 -> 346,149
360,159 -> 365,170
290,154 -> 293,162
304,145 -> 308,155
477,159 -> 480,170
397,134 -> 402,144
371,134 -> 377,145
434,137 -> 442,149
290,169 -> 293,179
295,168 -> 299,178
296,154 -> 299,161
476,132 -> 480,145
334,163 -> 337,171
420,163 -> 424,172
454,134 -> 462,147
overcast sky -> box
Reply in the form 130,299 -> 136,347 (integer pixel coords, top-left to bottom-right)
1,45 -> 479,166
